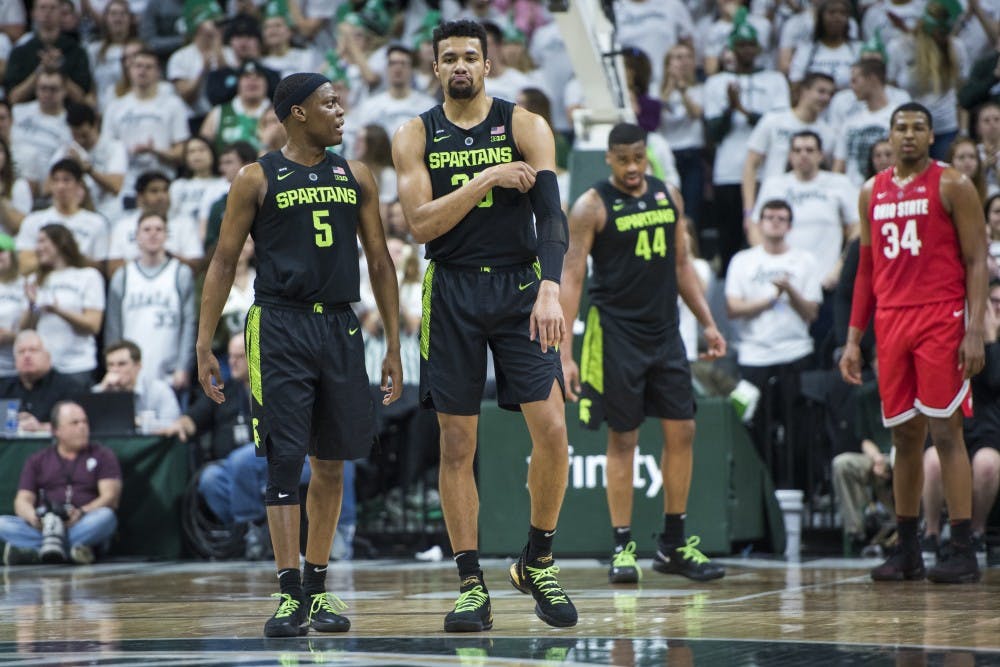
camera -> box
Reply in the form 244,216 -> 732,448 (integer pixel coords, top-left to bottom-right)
36,497 -> 72,521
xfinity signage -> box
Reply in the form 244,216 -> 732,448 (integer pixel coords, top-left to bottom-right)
526,446 -> 663,498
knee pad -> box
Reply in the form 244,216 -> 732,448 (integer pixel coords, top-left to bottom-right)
265,453 -> 304,505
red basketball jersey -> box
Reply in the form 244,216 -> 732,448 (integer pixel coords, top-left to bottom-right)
868,161 -> 966,308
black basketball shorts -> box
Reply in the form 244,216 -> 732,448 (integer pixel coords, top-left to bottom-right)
419,260 -> 564,414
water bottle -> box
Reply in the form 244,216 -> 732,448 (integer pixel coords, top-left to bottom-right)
4,399 -> 20,437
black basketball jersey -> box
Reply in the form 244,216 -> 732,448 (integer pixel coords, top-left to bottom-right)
420,98 -> 535,266
588,176 -> 680,333
252,150 -> 362,305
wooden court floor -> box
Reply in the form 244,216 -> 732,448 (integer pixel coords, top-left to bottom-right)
1,557 -> 998,666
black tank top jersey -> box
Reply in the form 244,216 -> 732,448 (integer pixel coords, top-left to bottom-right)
588,176 -> 680,333
420,98 -> 535,266
252,150 -> 361,305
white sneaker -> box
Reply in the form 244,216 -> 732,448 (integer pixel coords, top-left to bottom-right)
70,544 -> 94,565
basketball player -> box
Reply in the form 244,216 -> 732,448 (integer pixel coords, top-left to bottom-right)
197,73 -> 403,636
840,102 -> 986,584
560,123 -> 727,584
392,20 -> 576,631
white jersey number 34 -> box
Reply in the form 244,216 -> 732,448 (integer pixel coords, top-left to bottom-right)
880,219 -> 922,259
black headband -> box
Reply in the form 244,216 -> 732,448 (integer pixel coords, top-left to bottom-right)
274,73 -> 330,122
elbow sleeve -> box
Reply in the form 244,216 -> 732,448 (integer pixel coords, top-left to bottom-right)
529,170 -> 567,283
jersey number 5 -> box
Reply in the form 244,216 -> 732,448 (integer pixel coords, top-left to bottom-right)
635,227 -> 667,261
880,219 -> 922,259
450,173 -> 494,208
313,210 -> 333,247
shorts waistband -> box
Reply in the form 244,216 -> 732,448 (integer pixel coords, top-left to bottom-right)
253,296 -> 352,314
432,260 -> 536,274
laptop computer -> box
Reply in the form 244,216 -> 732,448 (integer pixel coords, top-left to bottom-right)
73,392 -> 137,437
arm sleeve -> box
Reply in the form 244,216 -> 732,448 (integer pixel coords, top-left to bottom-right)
529,170 -> 567,283
848,243 -> 875,331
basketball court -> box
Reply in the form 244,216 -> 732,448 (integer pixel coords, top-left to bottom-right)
2,557 -> 997,665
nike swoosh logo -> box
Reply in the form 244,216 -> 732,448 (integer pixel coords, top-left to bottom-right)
543,530 -> 556,537
953,309 -> 964,317
518,281 -> 534,291
276,171 -> 295,181
315,567 -> 328,573
433,135 -> 451,143
349,327 -> 359,335
612,204 -> 625,211
876,191 -> 887,199
277,492 -> 289,499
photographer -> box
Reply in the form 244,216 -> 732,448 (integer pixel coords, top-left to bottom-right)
0,401 -> 121,566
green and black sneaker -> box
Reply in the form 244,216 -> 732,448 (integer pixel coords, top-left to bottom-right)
444,574 -> 493,632
509,548 -> 578,628
608,541 -> 641,584
263,593 -> 309,637
652,536 -> 725,582
307,592 -> 351,632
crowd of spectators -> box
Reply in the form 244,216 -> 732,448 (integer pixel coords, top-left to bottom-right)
0,0 -> 997,561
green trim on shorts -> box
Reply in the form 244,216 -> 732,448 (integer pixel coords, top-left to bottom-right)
420,262 -> 436,360
580,305 -> 604,395
246,304 -> 263,406
532,258 -> 541,280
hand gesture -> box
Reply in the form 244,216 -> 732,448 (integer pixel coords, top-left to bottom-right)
530,282 -> 565,353
381,349 -> 403,405
24,281 -> 37,304
959,329 -> 986,379
197,347 -> 225,404
839,342 -> 864,385
562,354 -> 581,402
700,326 -> 727,360
487,161 -> 536,192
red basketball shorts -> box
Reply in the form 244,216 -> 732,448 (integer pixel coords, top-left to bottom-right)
874,298 -> 970,427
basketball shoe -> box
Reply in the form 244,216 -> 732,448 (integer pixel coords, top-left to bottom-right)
263,593 -> 309,637
509,548 -> 578,627
652,536 -> 725,581
608,541 -> 641,584
307,592 -> 350,632
870,548 -> 926,581
444,574 -> 493,632
927,542 -> 981,584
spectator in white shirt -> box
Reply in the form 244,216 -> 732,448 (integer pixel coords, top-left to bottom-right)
166,6 -> 231,125
0,233 -> 25,378
102,49 -> 190,202
86,0 -> 137,112
52,103 -> 128,224
10,68 -> 72,196
16,160 -> 110,273
833,59 -> 900,186
168,136 -> 228,231
704,18 -> 790,274
725,199 -> 822,487
741,72 -> 836,229
481,21 -> 533,103
260,7 -> 319,79
787,0 -> 861,91
351,44 -> 437,142
659,43 -> 706,228
21,223 -> 105,385
107,171 -> 203,275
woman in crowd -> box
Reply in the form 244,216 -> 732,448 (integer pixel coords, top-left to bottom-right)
0,234 -> 24,378
0,138 -> 31,236
20,224 -> 105,386
659,42 -> 705,228
886,0 -> 968,159
87,0 -> 137,110
169,136 -> 228,233
948,136 -> 989,203
355,124 -> 397,220
788,0 -> 860,91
